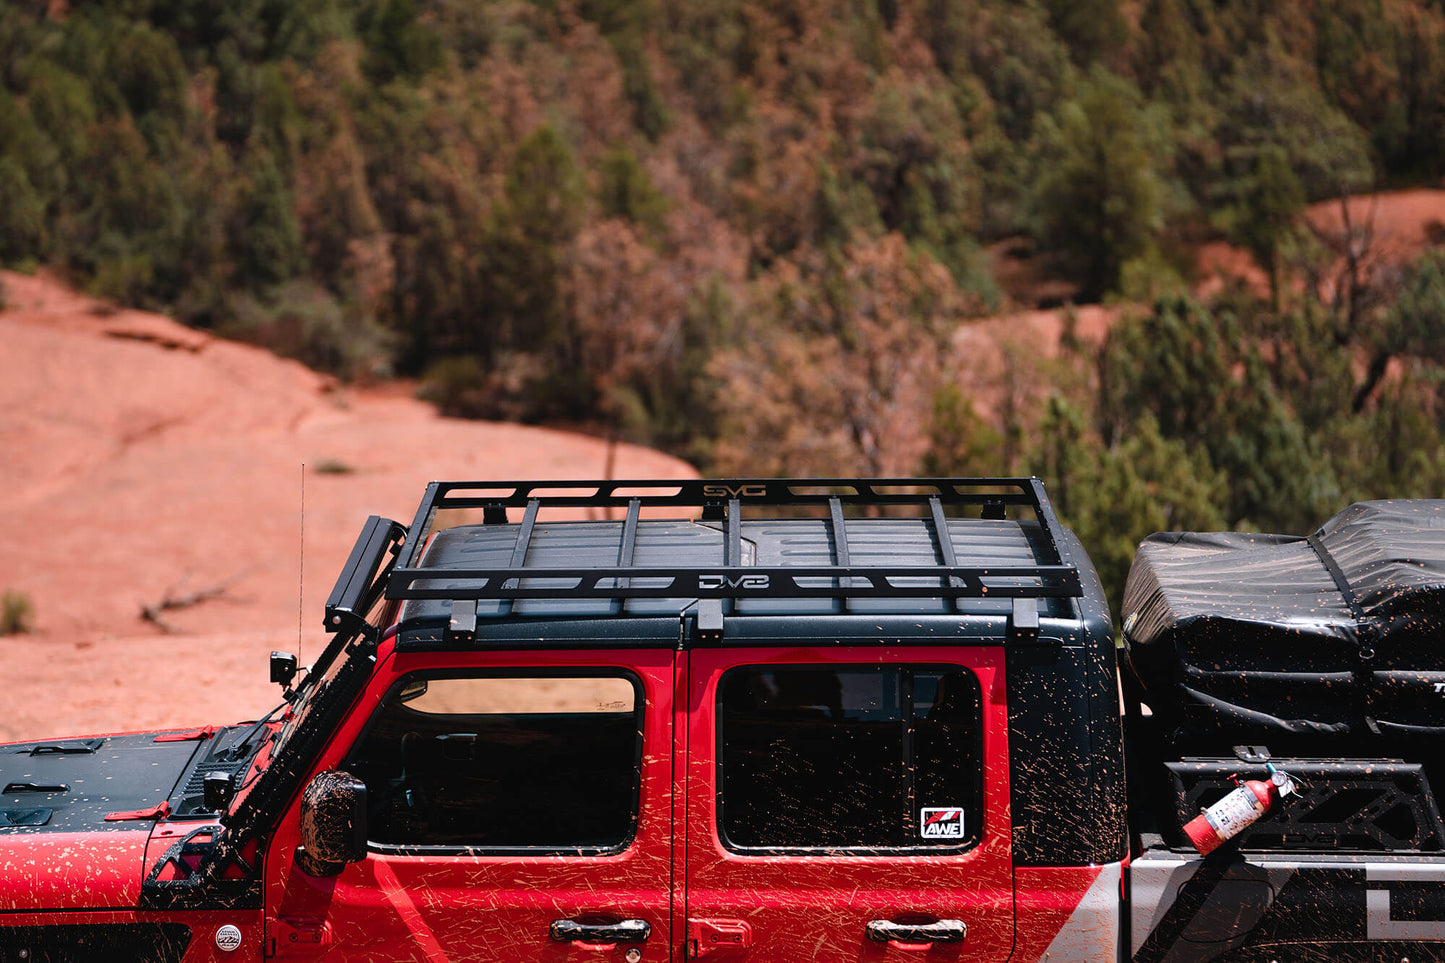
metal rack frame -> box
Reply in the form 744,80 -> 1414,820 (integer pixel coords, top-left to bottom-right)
371,478 -> 1082,605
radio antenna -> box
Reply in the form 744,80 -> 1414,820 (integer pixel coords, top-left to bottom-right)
297,462 -> 305,665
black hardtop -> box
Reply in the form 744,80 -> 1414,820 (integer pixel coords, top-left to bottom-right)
320,478 -> 1110,649
402,513 -> 1066,622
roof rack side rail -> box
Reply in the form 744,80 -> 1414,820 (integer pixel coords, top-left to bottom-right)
404,477 -> 1049,511
395,482 -> 441,573
1024,476 -> 1070,567
387,563 -> 1081,601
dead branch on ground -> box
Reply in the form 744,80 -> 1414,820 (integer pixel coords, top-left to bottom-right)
140,571 -> 251,634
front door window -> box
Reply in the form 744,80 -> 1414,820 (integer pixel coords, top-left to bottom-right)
347,673 -> 642,854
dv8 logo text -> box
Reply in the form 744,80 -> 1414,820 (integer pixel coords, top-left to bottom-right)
697,574 -> 771,591
702,484 -> 768,498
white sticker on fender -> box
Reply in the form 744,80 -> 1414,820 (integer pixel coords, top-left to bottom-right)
215,924 -> 243,952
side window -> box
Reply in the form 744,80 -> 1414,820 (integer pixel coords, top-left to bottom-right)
718,665 -> 982,853
346,673 -> 642,854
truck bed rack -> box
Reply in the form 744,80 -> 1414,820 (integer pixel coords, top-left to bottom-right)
377,478 -> 1083,605
1165,757 -> 1445,853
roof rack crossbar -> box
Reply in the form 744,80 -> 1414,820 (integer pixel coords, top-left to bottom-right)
617,498 -> 641,590
401,478 -> 1053,523
726,499 -> 741,566
829,496 -> 851,591
928,496 -> 958,568
509,499 -> 540,568
928,495 -> 961,613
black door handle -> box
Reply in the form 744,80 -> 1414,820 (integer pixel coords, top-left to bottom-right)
866,919 -> 967,943
550,919 -> 652,943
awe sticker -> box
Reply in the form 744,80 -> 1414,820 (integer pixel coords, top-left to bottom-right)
920,807 -> 965,839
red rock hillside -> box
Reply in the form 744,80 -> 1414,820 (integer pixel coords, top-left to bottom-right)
0,271 -> 696,742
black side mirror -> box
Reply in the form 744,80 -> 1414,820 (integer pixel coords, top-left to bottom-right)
297,770 -> 368,877
270,651 -> 298,687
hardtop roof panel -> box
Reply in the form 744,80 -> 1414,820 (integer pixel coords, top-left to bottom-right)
397,515 -> 1072,626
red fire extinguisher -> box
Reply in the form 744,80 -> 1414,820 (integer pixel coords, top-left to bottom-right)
1183,763 -> 1297,855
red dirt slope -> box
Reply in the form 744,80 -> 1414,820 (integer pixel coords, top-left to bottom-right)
0,271 -> 696,742
1196,188 -> 1445,299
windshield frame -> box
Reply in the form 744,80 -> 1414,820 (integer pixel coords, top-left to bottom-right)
219,518 -> 405,842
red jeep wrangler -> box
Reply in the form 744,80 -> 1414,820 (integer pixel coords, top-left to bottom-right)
1,478 -> 1441,961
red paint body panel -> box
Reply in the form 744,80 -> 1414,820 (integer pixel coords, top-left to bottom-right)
682,646 -> 1015,962
262,645 -> 677,962
0,831 -> 148,911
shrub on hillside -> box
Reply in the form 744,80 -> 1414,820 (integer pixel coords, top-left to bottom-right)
417,352 -> 551,423
224,280 -> 392,381
2,591 -> 33,635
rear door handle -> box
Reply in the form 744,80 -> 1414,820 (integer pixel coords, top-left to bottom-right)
866,919 -> 968,944
550,919 -> 652,944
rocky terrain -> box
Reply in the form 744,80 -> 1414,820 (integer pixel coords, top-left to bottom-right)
0,270 -> 694,741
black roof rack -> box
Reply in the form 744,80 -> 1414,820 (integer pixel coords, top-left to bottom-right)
380,478 -> 1083,604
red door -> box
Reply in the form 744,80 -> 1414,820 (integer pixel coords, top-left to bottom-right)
681,646 -> 1014,962
267,648 -> 676,962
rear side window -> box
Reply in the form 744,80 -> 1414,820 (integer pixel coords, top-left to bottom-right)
346,673 -> 641,854
718,665 -> 982,853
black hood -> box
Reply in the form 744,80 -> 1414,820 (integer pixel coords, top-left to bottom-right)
0,721 -> 266,835
0,732 -> 208,833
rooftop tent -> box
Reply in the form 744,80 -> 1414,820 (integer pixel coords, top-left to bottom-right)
1121,500 -> 1445,747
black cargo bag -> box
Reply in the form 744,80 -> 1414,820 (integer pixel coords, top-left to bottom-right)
1121,500 -> 1445,748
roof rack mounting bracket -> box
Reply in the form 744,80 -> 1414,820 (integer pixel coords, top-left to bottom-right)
697,599 -> 724,640
1009,597 -> 1040,641
448,599 -> 478,643
1233,745 -> 1272,764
